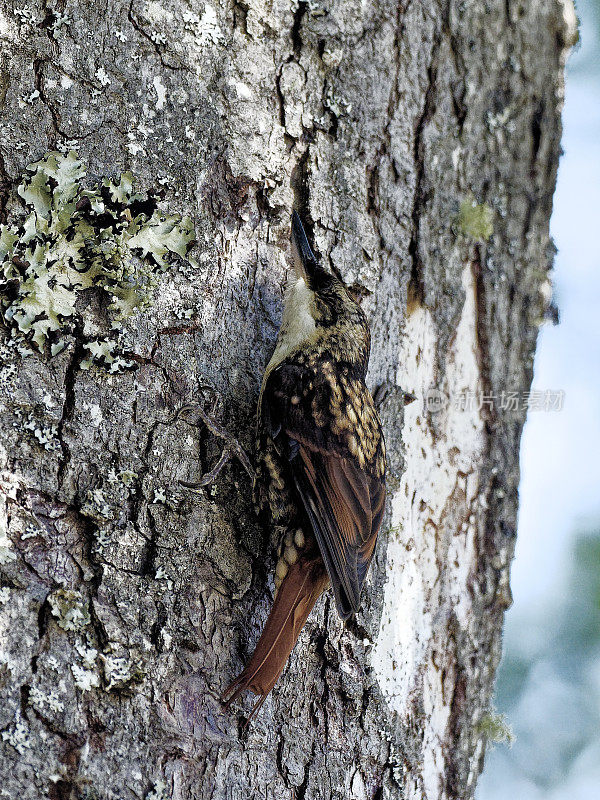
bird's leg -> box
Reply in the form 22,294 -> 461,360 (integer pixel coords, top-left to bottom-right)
179,447 -> 233,492
173,402 -> 255,490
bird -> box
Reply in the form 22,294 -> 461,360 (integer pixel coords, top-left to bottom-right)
222,212 -> 386,718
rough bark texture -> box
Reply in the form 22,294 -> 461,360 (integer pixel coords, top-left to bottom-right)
0,1 -> 573,798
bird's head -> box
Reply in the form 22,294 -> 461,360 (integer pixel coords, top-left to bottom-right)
264,213 -> 371,384
289,212 -> 367,333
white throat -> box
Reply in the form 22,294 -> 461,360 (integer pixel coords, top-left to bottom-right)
265,276 -> 317,375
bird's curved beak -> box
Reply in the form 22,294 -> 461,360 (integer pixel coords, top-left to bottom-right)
290,211 -> 318,280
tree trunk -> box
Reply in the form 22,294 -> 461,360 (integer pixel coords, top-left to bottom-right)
0,1 -> 574,798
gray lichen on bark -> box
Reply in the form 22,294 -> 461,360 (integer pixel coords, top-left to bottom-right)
0,0 -> 574,798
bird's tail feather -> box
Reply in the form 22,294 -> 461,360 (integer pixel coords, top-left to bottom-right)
222,555 -> 329,719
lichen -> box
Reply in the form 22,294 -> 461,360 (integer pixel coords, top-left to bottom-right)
71,664 -> 100,691
456,197 -> 494,242
0,151 -> 195,366
100,651 -> 144,691
1,714 -> 32,755
0,524 -> 16,566
151,487 -> 167,504
81,487 -> 113,521
17,408 -> 61,451
145,780 -> 169,800
29,685 -> 65,714
48,588 -> 91,631
80,470 -> 140,546
75,641 -> 99,667
477,710 -> 514,746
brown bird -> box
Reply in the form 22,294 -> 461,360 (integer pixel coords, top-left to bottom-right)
222,212 -> 386,717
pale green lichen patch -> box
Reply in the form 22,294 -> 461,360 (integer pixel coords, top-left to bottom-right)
80,337 -> 135,372
100,651 -> 144,691
81,487 -> 113,521
48,588 -> 91,631
0,151 -> 195,363
71,663 -> 100,691
81,466 -> 139,527
107,467 -> 138,486
456,197 -> 494,242
1,714 -> 32,755
477,710 -> 514,746
19,408 -> 61,451
29,685 -> 65,715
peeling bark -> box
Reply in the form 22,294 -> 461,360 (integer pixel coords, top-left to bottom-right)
0,1 -> 573,798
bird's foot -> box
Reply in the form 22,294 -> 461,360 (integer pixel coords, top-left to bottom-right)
173,401 -> 255,490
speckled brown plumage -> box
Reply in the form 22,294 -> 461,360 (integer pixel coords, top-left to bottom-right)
223,213 -> 386,715
254,345 -> 386,612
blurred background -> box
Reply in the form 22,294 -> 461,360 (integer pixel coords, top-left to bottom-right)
477,1 -> 600,798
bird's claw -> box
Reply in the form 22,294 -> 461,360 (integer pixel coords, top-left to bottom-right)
174,402 -> 255,489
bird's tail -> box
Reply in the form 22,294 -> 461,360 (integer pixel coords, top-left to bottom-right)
222,554 -> 329,719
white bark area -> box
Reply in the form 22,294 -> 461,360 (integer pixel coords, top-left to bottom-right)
0,0 -> 574,798
373,264 -> 486,798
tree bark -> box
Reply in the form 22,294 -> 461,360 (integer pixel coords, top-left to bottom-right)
0,1 -> 574,798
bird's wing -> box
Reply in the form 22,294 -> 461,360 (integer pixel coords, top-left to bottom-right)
263,360 -> 386,619
291,443 -> 385,618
